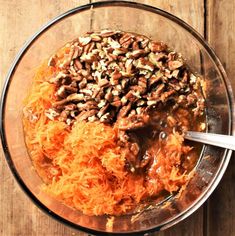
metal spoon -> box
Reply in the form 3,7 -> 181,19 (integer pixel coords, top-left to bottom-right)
184,131 -> 235,151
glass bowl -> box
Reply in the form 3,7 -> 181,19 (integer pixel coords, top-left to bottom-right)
1,1 -> 234,235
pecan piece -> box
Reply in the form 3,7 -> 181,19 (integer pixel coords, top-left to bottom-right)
49,72 -> 69,84
149,84 -> 165,100
118,103 -> 131,118
97,104 -> 109,118
78,36 -> 91,46
125,59 -> 133,74
119,33 -> 134,48
90,34 -> 102,42
149,74 -> 162,87
136,58 -> 154,71
113,47 -> 128,55
98,78 -> 110,88
110,69 -> 122,85
83,41 -> 95,54
78,78 -> 87,89
77,101 -> 98,111
148,52 -> 166,67
100,30 -> 119,37
100,112 -> 113,123
48,55 -> 57,67
77,109 -> 98,121
111,100 -> 122,108
57,85 -> 78,98
104,89 -> 113,102
72,46 -> 83,59
136,35 -> 149,48
160,90 -> 175,102
132,41 -> 139,50
168,60 -> 184,70
74,59 -> 83,70
45,108 -> 59,120
66,93 -> 85,102
137,76 -> 147,94
118,114 -> 150,131
149,41 -> 167,52
129,49 -> 147,59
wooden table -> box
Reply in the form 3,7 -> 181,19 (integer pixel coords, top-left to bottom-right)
0,1 -> 234,235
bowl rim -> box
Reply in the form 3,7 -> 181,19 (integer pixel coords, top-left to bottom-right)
0,1 -> 234,235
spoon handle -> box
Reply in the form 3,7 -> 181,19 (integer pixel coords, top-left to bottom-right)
184,131 -> 235,151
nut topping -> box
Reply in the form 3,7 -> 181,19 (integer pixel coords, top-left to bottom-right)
46,30 -> 204,131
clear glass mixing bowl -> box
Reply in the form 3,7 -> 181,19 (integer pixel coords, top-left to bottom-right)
0,1 -> 234,235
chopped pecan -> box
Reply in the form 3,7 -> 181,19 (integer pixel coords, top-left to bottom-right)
107,53 -> 118,62
97,99 -> 106,108
110,69 -> 122,85
119,33 -> 133,44
149,74 -> 162,87
77,101 -> 98,111
64,104 -> 77,111
136,58 -> 154,71
57,85 -> 77,98
113,47 -> 128,55
125,91 -> 138,103
148,52 -> 166,67
49,72 -> 68,84
77,109 -> 98,121
66,93 -> 84,102
117,130 -> 129,143
111,100 -> 122,108
97,104 -> 109,118
74,59 -> 83,70
172,69 -> 180,78
100,112 -> 113,123
132,41 -> 139,50
119,33 -> 134,48
129,49 -> 147,59
78,78 -> 87,89
160,90 -> 175,102
168,60 -> 184,70
149,41 -> 167,52
78,36 -> 91,46
99,30 -> 119,37
45,108 -> 59,120
118,114 -> 150,131
118,103 -> 131,118
108,37 -> 121,48
59,110 -> 70,121
150,84 -> 165,99
48,55 -> 57,67
104,89 -> 113,102
98,78 -> 110,88
90,34 -> 102,42
137,76 -> 147,94
84,42 -> 95,54
136,35 -> 149,48
72,46 -> 83,59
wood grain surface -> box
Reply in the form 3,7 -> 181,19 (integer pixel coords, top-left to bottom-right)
0,1 -> 234,236
206,1 -> 235,236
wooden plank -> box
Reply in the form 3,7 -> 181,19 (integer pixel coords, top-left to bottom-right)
0,1 -> 89,236
91,0 -> 204,35
206,1 -> 235,236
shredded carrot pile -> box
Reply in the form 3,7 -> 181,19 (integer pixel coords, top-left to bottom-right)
23,61 -> 193,216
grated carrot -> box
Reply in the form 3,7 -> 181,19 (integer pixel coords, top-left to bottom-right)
23,61 -> 194,216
